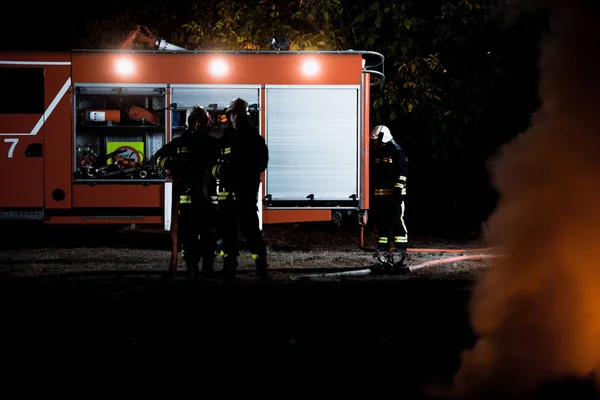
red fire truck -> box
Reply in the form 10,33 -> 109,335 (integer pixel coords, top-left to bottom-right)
0,27 -> 384,231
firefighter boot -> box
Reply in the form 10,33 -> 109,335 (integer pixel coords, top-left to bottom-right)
221,256 -> 238,282
372,247 -> 393,273
201,255 -> 216,279
373,247 -> 386,264
185,260 -> 200,278
393,250 -> 411,274
384,251 -> 395,273
254,256 -> 269,281
183,247 -> 200,278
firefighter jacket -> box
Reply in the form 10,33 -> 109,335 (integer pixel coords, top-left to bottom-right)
154,129 -> 218,201
211,122 -> 268,202
371,139 -> 408,200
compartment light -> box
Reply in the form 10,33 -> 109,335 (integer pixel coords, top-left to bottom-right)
209,59 -> 229,77
301,59 -> 320,77
115,57 -> 135,76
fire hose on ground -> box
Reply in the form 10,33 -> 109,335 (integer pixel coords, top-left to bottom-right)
280,223 -> 497,278
289,247 -> 505,281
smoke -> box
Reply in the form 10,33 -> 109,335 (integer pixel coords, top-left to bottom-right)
436,0 -> 600,399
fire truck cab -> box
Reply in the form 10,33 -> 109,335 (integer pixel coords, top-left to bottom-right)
0,37 -> 384,229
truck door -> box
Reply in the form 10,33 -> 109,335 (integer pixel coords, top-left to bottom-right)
264,85 -> 361,209
0,66 -> 47,213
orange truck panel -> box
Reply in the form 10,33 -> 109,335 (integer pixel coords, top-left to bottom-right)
44,65 -> 74,210
71,52 -> 363,85
73,184 -> 163,208
44,215 -> 162,225
0,54 -> 71,210
1,153 -> 44,207
0,113 -> 44,207
263,210 -> 332,225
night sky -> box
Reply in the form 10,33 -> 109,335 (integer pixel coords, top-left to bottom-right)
0,3 -> 102,51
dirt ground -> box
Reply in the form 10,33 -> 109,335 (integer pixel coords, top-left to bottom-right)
0,221 -> 498,397
0,221 -> 493,280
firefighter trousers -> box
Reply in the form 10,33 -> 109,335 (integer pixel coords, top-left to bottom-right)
217,198 -> 267,265
178,195 -> 218,270
371,195 -> 408,252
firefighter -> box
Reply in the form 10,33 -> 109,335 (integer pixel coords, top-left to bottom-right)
370,124 -> 410,273
211,97 -> 269,281
154,105 -> 219,278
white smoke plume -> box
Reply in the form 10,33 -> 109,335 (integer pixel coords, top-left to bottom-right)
436,0 -> 600,398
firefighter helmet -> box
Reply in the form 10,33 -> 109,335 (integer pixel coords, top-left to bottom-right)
225,97 -> 249,116
186,105 -> 210,129
370,125 -> 393,144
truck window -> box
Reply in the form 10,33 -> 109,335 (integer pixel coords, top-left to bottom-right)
0,67 -> 44,114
